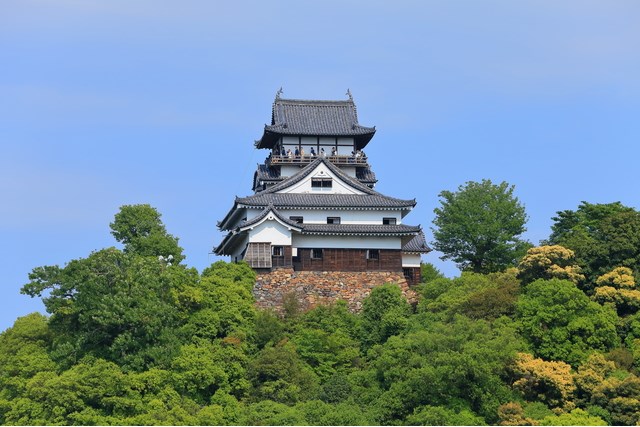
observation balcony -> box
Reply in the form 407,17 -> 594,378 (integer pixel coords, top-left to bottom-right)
268,154 -> 369,167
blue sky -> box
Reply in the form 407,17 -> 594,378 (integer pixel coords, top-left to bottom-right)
2,1 -> 639,332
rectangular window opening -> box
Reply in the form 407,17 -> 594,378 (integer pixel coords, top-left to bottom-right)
289,216 -> 304,224
311,178 -> 333,189
272,246 -> 284,257
383,217 -> 397,225
327,217 -> 341,224
366,249 -> 380,260
311,248 -> 324,260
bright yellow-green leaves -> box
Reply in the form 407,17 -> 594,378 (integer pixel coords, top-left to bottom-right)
517,245 -> 585,285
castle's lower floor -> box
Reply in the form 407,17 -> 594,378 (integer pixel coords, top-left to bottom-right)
254,269 -> 418,313
248,246 -> 422,285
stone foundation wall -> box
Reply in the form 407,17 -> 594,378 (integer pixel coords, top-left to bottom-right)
254,268 -> 417,313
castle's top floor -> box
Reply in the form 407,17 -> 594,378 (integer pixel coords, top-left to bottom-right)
254,92 -> 376,151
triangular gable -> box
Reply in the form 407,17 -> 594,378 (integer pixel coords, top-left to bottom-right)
266,157 -> 378,196
238,205 -> 303,233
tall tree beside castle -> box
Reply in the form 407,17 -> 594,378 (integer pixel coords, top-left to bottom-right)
214,92 -> 430,310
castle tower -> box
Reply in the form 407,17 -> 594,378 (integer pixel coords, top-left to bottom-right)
214,92 -> 430,310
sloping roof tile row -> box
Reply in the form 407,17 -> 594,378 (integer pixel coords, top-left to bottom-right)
237,193 -> 415,209
255,97 -> 376,149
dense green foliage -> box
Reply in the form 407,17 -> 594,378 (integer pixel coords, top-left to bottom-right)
432,179 -> 530,273
4,201 -> 640,425
547,201 -> 640,290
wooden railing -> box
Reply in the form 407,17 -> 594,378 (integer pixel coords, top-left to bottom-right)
268,154 -> 368,166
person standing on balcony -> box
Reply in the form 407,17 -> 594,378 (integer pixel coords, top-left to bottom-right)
300,147 -> 305,158
310,147 -> 316,157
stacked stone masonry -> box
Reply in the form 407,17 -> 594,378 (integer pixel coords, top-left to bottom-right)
254,268 -> 417,313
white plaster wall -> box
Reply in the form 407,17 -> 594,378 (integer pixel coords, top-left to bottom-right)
293,234 -> 401,249
402,253 -> 422,268
341,166 -> 357,177
248,220 -> 293,246
319,137 -> 335,146
281,165 -> 301,177
301,136 -> 316,146
277,209 -> 401,225
245,209 -> 261,221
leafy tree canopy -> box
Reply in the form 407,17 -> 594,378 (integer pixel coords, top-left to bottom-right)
432,179 -> 530,273
517,245 -> 585,285
110,204 -> 185,263
546,201 -> 640,288
516,278 -> 619,366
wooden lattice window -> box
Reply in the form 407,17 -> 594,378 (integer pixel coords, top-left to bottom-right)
244,242 -> 272,268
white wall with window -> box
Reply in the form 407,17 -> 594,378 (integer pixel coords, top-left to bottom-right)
293,235 -> 401,249
278,209 -> 402,225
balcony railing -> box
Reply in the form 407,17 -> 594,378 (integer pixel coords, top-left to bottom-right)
268,154 -> 368,166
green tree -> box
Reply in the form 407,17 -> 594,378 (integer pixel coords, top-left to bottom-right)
418,271 -> 520,321
539,408 -> 607,426
21,205 -> 201,370
360,284 -> 412,348
248,342 -> 320,404
517,245 -> 585,285
516,279 -> 619,366
405,405 -> 486,426
110,204 -> 185,263
546,201 -> 640,288
421,262 -> 445,283
0,313 -> 56,424
368,316 -> 523,424
21,248 -> 195,370
432,179 -> 529,273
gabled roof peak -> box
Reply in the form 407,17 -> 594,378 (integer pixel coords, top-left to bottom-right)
264,156 -> 377,195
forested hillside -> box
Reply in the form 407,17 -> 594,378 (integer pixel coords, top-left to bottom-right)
2,197 -> 640,426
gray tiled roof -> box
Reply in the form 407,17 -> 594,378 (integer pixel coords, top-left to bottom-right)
256,164 -> 282,181
237,193 -> 416,210
256,97 -> 376,149
253,164 -> 284,191
402,232 -> 432,253
356,166 -> 377,183
269,98 -> 375,136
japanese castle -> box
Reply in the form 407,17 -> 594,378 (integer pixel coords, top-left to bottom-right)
215,91 -> 430,301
